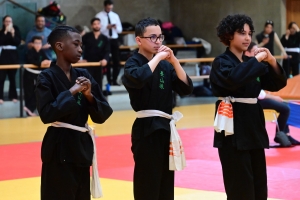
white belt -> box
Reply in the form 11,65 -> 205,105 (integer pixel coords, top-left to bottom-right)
25,68 -> 41,74
136,110 -> 186,171
284,47 -> 300,53
214,97 -> 257,136
51,122 -> 103,198
0,45 -> 17,56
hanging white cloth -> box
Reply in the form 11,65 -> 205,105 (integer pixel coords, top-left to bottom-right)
51,121 -> 103,198
136,110 -> 186,171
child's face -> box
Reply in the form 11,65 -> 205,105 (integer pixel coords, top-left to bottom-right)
33,39 -> 42,51
136,25 -> 163,54
230,24 -> 252,52
60,32 -> 82,63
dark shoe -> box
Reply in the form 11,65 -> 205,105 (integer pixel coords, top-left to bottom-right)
288,135 -> 300,145
112,82 -> 120,86
274,131 -> 292,147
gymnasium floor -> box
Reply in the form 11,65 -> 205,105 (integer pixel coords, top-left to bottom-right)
1,99 -> 300,200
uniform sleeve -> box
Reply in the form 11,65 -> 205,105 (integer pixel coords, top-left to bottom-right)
260,62 -> 287,92
122,58 -> 153,89
35,72 -> 80,124
26,50 -> 41,67
280,34 -> 288,47
84,71 -> 113,124
11,26 -> 21,46
171,68 -> 193,96
210,56 -> 268,92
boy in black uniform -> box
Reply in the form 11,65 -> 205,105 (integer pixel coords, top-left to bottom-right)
35,25 -> 113,200
24,36 -> 51,116
210,14 -> 286,200
82,17 -> 110,91
122,18 -> 193,200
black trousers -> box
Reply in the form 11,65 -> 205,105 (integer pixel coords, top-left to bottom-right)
283,53 -> 300,77
23,70 -> 38,112
41,162 -> 91,200
218,136 -> 267,200
258,99 -> 290,134
0,69 -> 18,99
106,39 -> 120,84
132,130 -> 174,200
86,66 -> 103,92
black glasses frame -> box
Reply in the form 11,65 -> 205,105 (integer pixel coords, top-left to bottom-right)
140,34 -> 165,43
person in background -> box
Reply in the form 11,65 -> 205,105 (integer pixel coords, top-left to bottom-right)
81,18 -> 110,92
255,20 -> 288,57
245,42 -> 300,146
25,15 -> 52,60
95,0 -> 122,85
0,15 -> 21,104
280,22 -> 300,77
24,36 -> 51,116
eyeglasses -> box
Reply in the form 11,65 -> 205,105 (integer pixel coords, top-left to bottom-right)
266,20 -> 273,25
140,34 -> 164,43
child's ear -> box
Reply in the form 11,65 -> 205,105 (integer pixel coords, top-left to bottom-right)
136,37 -> 142,46
55,42 -> 63,52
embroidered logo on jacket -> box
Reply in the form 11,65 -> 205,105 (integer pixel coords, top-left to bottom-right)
77,92 -> 82,105
159,71 -> 165,89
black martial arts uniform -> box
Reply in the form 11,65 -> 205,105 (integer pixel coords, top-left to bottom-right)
280,31 -> 300,77
122,52 -> 193,200
82,32 -> 110,91
35,63 -> 113,200
256,31 -> 275,55
0,25 -> 21,100
24,48 -> 48,115
210,48 -> 286,200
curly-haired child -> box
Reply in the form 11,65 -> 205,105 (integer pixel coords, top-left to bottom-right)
210,14 -> 287,200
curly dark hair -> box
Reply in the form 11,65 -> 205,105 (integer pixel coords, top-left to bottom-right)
216,14 -> 254,46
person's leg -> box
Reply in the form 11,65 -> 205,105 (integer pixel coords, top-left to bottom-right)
7,69 -> 18,100
250,149 -> 268,200
258,99 -> 290,133
23,71 -> 37,115
282,58 -> 290,78
132,130 -> 174,200
41,162 -> 90,200
0,70 -> 7,101
218,136 -> 255,200
93,67 -> 103,92
110,39 -> 121,85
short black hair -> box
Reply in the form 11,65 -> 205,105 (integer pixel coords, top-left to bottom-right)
31,35 -> 43,43
135,17 -> 160,37
35,14 -> 44,21
216,14 -> 254,46
264,20 -> 274,27
246,42 -> 257,52
90,17 -> 101,25
104,0 -> 113,6
47,25 -> 80,50
288,22 -> 296,29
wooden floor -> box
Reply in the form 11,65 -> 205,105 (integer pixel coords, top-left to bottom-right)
0,104 -> 281,200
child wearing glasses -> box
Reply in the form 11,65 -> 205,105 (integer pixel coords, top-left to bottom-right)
255,20 -> 287,58
122,17 -> 193,200
210,14 -> 286,199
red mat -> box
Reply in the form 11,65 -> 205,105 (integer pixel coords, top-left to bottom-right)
0,123 -> 300,199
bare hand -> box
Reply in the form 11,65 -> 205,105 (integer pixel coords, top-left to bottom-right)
261,37 -> 269,45
42,44 -> 51,49
76,76 -> 92,96
41,60 -> 51,68
254,47 -> 273,62
100,59 -> 107,67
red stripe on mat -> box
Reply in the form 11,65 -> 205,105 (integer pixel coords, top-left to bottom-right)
0,123 -> 299,199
